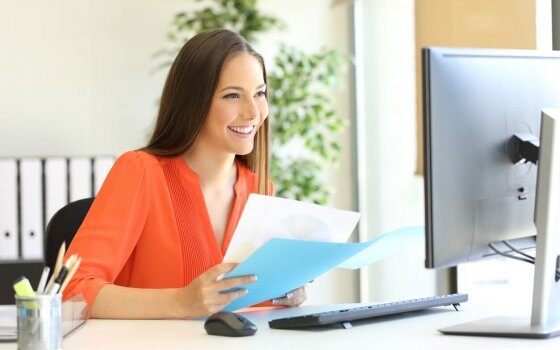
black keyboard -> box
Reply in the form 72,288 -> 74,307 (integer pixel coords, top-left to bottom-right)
268,293 -> 468,329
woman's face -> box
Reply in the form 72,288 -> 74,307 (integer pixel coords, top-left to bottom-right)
198,53 -> 268,156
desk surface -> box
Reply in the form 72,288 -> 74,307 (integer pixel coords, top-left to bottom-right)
2,302 -> 560,349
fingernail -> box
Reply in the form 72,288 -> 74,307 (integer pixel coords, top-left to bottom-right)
243,289 -> 249,295
286,292 -> 293,299
251,275 -> 257,282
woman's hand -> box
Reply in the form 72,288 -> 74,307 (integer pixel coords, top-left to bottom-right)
177,263 -> 256,318
271,285 -> 308,307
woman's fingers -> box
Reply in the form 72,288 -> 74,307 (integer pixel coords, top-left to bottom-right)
215,275 -> 257,292
214,288 -> 249,306
183,264 -> 254,317
206,288 -> 248,312
272,285 -> 308,306
207,263 -> 239,280
203,274 -> 255,309
272,295 -> 301,306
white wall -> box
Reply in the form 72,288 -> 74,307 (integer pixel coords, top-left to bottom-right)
355,0 -> 437,302
0,0 -> 357,304
0,0 -> 182,157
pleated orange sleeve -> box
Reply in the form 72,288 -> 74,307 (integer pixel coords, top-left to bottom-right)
63,152 -> 150,306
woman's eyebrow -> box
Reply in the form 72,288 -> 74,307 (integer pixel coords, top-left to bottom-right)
218,83 -> 266,92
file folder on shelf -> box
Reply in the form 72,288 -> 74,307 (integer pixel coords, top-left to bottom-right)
0,159 -> 18,260
45,158 -> 68,225
93,157 -> 114,195
20,159 -> 44,260
69,158 -> 92,202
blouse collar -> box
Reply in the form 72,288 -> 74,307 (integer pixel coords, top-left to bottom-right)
173,155 -> 246,195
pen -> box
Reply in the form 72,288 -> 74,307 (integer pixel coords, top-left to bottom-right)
59,257 -> 81,294
36,266 -> 50,294
45,242 -> 66,293
47,267 -> 68,296
47,254 -> 77,295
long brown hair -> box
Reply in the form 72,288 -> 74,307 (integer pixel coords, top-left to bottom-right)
142,29 -> 270,195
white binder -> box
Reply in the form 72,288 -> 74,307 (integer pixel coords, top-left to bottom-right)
69,158 -> 92,202
93,156 -> 114,195
0,159 -> 19,260
45,158 -> 68,225
20,159 -> 44,260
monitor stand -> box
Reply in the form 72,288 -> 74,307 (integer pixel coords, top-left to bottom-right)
439,109 -> 560,339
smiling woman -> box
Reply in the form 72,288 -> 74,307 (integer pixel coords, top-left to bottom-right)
145,29 -> 271,195
197,54 -> 269,164
61,29 -> 307,320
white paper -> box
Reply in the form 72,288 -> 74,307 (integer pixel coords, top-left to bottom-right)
0,306 -> 16,341
223,194 -> 360,263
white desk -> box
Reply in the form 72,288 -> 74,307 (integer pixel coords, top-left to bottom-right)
2,302 -> 560,349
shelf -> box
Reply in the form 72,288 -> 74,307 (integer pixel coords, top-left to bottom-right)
0,259 -> 44,265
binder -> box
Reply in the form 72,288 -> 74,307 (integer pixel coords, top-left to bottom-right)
20,159 -> 44,260
69,158 -> 92,202
0,159 -> 19,260
45,158 -> 68,225
93,156 -> 114,195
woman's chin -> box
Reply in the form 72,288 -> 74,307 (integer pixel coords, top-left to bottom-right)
225,139 -> 255,156
233,145 -> 254,156
236,149 -> 254,156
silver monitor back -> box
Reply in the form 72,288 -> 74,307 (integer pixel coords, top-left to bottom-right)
423,47 -> 560,269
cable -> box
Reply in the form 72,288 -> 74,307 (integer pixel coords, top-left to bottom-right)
488,242 -> 560,280
488,243 -> 535,264
503,241 -> 535,261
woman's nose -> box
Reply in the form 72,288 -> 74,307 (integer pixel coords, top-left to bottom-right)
242,97 -> 259,120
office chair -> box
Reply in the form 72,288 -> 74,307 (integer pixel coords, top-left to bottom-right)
44,197 -> 94,271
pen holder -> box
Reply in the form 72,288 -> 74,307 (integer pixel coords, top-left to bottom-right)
16,294 -> 62,350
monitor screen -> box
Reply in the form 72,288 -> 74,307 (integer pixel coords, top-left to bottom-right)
423,47 -> 560,269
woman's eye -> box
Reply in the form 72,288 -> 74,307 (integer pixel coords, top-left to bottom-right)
223,93 -> 240,99
256,91 -> 266,98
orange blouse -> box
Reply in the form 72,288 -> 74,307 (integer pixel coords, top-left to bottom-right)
63,151 -> 262,308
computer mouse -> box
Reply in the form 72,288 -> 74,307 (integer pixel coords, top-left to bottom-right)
204,311 -> 257,337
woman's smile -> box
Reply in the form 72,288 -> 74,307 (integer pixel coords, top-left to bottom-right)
227,125 -> 256,138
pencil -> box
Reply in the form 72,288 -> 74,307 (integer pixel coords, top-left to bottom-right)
59,257 -> 81,294
63,254 -> 77,270
44,242 -> 66,294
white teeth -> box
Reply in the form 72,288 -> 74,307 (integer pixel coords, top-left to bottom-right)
228,125 -> 254,134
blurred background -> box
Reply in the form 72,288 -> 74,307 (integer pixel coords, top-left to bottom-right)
1,0 -> 559,306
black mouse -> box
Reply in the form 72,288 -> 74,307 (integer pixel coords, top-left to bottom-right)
204,311 -> 257,337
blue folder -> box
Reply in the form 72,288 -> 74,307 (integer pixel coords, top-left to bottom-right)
222,226 -> 424,312
222,238 -> 375,311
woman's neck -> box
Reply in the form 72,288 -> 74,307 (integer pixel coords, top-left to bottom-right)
183,144 -> 236,188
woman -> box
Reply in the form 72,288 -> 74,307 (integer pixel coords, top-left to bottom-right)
63,29 -> 307,319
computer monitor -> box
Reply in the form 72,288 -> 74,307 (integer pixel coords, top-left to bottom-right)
423,47 -> 560,338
